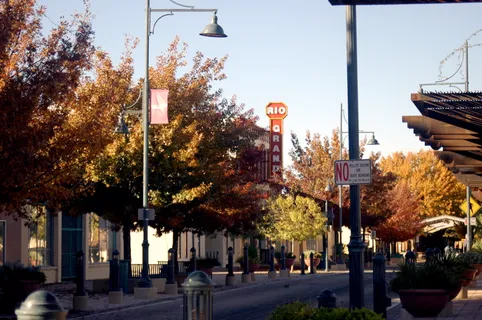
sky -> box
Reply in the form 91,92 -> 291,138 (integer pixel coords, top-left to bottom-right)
38,0 -> 482,163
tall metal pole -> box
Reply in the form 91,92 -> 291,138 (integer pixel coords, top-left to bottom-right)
465,41 -> 471,253
346,5 -> 364,309
139,0 -> 152,288
339,103 -> 343,261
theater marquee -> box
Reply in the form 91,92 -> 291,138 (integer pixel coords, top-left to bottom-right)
266,102 -> 288,177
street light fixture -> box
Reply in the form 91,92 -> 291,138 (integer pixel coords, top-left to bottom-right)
116,0 -> 227,291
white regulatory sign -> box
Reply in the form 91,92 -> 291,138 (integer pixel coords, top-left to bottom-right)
334,159 -> 372,185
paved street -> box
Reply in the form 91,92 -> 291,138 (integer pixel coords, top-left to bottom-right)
77,272 -> 391,320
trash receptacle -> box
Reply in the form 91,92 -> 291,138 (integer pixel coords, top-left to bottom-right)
119,260 -> 129,294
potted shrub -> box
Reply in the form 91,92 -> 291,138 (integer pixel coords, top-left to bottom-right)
390,261 -> 459,317
237,245 -> 261,272
0,262 -> 47,313
194,258 -> 221,277
303,250 -> 321,270
458,251 -> 482,278
428,252 -> 471,299
274,251 -> 296,270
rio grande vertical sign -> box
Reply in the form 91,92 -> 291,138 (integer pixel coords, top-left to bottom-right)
266,102 -> 288,177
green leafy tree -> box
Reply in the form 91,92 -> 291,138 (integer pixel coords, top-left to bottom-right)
259,194 -> 326,242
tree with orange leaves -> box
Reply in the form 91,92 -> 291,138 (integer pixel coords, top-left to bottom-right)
0,0 -> 98,217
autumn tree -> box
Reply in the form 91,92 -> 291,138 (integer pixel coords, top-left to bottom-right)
259,194 -> 326,242
0,0 -> 97,217
376,181 -> 422,244
86,38 -> 265,262
380,150 -> 465,218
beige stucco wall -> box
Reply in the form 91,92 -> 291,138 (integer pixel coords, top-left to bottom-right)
1,214 -> 29,265
87,262 -> 110,280
41,266 -> 58,284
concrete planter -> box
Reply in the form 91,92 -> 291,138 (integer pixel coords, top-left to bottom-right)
151,278 -> 166,293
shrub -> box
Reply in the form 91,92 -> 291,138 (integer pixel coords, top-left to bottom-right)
304,250 -> 322,258
268,302 -> 384,320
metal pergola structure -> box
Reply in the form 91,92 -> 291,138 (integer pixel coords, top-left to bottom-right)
404,92 -> 482,189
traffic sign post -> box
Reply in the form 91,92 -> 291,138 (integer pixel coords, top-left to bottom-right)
334,159 -> 372,185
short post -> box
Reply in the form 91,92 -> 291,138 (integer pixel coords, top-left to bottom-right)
323,236 -> 329,272
190,247 -> 197,272
182,271 -> 213,320
310,252 -> 315,274
241,244 -> 250,283
280,245 -> 289,278
317,290 -> 337,308
16,290 -> 68,320
268,245 -> 277,279
165,248 -> 178,295
386,245 -> 391,264
73,250 -> 88,311
373,252 -> 390,318
405,250 -> 416,265
226,247 -> 236,286
109,249 -> 123,304
425,248 -> 433,263
300,252 -> 306,275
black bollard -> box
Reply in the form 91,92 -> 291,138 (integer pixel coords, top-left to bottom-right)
227,247 -> 234,277
373,252 -> 389,318
405,250 -> 416,265
310,252 -> 315,274
243,244 -> 249,275
280,245 -> 286,271
300,252 -> 306,275
269,246 -> 275,272
190,247 -> 197,272
75,250 -> 87,297
167,248 -> 175,285
386,245 -> 391,263
317,290 -> 337,308
110,249 -> 121,291
425,248 -> 433,263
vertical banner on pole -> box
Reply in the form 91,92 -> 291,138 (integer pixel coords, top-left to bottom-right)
150,89 -> 169,124
266,102 -> 288,178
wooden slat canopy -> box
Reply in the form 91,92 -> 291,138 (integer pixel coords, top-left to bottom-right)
404,92 -> 482,189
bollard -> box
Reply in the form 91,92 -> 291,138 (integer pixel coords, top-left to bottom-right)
279,245 -> 289,278
317,290 -> 337,308
16,290 -> 68,320
405,250 -> 416,265
182,271 -> 213,320
109,249 -> 123,304
73,250 -> 88,310
373,252 -> 390,318
425,248 -> 433,263
310,252 -> 315,274
190,247 -> 197,272
226,247 -> 236,286
300,252 -> 306,275
386,245 -> 391,264
268,245 -> 277,279
165,248 -> 178,295
241,244 -> 250,283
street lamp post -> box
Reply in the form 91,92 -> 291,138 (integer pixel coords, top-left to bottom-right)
337,103 -> 379,265
118,0 -> 227,290
324,184 -> 333,272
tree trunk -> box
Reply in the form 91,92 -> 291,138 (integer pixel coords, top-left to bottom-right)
172,229 -> 179,274
123,216 -> 132,278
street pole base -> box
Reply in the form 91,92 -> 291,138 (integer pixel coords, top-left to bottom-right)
279,269 -> 290,278
73,295 -> 88,311
134,287 -> 157,299
108,291 -> 123,304
152,278 -> 166,293
226,275 -> 236,286
268,270 -> 277,279
164,283 -> 178,295
241,273 -> 251,283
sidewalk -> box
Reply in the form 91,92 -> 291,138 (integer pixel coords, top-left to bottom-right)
389,279 -> 482,320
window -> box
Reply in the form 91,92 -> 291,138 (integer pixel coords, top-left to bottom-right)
28,206 -> 53,266
88,213 -> 113,263
0,221 -> 5,266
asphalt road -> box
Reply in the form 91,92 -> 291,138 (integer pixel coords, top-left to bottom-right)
78,272 -> 392,320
